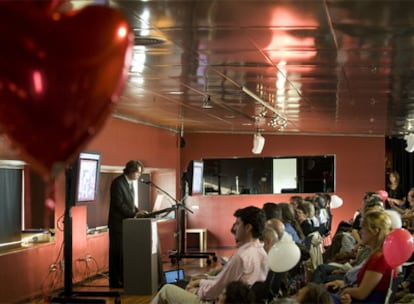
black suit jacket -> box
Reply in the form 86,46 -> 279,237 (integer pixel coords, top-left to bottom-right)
108,174 -> 137,234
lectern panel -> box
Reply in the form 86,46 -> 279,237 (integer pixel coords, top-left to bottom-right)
123,218 -> 158,295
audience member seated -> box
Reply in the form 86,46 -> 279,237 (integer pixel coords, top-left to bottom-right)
266,218 -> 291,242
266,210 -> 310,294
252,225 -> 286,303
263,202 -> 282,221
310,245 -> 371,286
261,226 -> 278,254
295,200 -> 324,275
289,195 -> 304,210
322,223 -> 356,264
351,191 -> 384,244
396,188 -> 414,229
279,203 -> 305,244
386,170 -> 406,209
318,193 -> 333,235
296,201 -> 319,237
312,194 -> 330,236
150,206 -> 268,304
310,200 -> 385,287
325,211 -> 395,304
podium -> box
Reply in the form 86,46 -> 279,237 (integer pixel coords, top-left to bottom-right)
123,218 -> 159,295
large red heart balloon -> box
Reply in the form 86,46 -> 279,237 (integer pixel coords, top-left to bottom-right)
0,3 -> 133,180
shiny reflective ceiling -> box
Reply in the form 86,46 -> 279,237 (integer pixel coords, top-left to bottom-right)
108,0 -> 414,136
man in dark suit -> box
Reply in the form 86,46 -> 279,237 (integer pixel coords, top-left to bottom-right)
108,160 -> 146,288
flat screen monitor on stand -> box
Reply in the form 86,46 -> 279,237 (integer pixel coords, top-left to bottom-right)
168,160 -> 217,265
50,151 -> 121,304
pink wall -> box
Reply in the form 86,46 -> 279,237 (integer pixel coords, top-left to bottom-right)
89,117 -> 179,169
181,133 -> 385,247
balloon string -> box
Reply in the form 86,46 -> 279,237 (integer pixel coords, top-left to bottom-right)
384,268 -> 394,304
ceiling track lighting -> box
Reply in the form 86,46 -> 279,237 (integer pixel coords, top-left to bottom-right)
242,86 -> 288,130
259,108 -> 268,118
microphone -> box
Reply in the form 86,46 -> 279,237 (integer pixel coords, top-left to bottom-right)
139,178 -> 151,185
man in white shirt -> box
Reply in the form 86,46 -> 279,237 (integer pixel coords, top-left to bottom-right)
150,206 -> 268,304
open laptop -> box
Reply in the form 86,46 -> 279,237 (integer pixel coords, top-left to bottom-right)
164,269 -> 188,288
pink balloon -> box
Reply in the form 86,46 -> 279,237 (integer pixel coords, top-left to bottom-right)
383,228 -> 414,267
377,190 -> 389,202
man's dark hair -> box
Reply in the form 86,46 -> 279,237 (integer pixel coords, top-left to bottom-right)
124,160 -> 144,175
234,206 -> 266,239
262,202 -> 282,220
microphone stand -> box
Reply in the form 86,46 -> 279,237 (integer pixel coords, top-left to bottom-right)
142,180 -> 193,215
141,180 -> 191,255
143,177 -> 216,266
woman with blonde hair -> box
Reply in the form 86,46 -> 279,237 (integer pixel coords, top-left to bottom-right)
326,211 -> 395,303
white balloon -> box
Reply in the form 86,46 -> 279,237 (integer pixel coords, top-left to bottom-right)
330,195 -> 343,209
385,209 -> 402,229
280,232 -> 293,243
268,241 -> 301,272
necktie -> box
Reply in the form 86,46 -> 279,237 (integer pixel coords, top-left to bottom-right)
129,183 -> 134,197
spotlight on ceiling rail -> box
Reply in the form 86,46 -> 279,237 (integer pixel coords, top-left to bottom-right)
242,86 -> 288,131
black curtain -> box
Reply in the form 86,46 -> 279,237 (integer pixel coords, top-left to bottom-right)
387,137 -> 414,195
0,168 -> 22,244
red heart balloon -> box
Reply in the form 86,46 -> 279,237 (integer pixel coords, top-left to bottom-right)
0,4 -> 133,180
